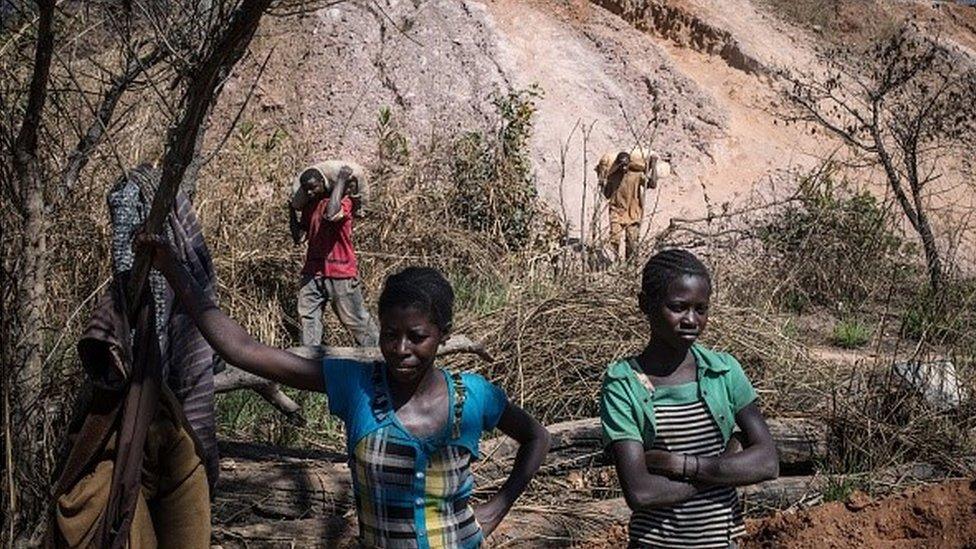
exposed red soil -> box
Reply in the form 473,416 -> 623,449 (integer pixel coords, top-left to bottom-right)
581,480 -> 976,548
744,479 -> 976,549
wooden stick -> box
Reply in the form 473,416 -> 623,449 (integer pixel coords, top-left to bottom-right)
475,416 -> 829,477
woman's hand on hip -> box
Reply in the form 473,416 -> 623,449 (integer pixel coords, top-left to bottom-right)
473,500 -> 504,537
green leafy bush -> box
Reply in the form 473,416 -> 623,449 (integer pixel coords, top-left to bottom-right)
758,173 -> 907,311
451,87 -> 541,250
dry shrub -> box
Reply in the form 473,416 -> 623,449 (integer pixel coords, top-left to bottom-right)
829,358 -> 976,476
200,100 -> 559,442
644,164 -> 976,489
198,104 -> 829,443
705,304 -> 825,415
199,119 -> 846,447
755,173 -> 909,312
451,268 -> 824,424
2,167 -> 119,534
460,272 -> 643,423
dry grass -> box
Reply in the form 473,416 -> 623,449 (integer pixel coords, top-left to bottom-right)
9,110 -> 975,533
72,116 -> 976,483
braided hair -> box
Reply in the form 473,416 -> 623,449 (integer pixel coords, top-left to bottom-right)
640,249 -> 712,306
379,267 -> 455,333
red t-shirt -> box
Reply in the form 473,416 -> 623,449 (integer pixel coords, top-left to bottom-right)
301,196 -> 358,278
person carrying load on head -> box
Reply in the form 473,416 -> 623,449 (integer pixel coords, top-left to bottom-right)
288,160 -> 378,347
596,147 -> 670,263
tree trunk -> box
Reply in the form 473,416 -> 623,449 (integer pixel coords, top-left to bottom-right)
6,0 -> 56,540
870,105 -> 944,293
17,180 -> 47,397
911,191 -> 944,293
10,0 -> 55,398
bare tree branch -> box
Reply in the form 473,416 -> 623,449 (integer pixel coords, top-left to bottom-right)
127,0 -> 274,313
11,0 -> 55,204
54,45 -> 167,203
779,23 -> 976,292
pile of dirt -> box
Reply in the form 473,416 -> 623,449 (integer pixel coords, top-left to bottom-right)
744,479 -> 976,548
580,480 -> 976,548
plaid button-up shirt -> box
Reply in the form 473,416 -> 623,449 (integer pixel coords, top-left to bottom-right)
324,360 -> 508,549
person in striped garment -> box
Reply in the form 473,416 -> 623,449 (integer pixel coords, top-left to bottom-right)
136,232 -> 551,548
600,249 -> 779,548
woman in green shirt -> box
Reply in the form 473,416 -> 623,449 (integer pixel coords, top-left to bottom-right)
600,249 -> 779,548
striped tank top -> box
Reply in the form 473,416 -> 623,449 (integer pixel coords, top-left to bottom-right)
629,382 -> 745,548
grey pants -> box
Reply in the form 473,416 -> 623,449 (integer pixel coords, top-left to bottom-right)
297,275 -> 379,347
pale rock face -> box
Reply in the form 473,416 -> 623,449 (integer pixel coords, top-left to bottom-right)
218,0 -> 728,240
217,0 -> 974,257
893,359 -> 964,412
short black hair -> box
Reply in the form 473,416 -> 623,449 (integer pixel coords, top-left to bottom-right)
299,168 -> 324,187
640,249 -> 711,305
378,267 -> 454,332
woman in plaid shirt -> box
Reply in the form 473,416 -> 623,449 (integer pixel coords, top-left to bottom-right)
139,233 -> 551,548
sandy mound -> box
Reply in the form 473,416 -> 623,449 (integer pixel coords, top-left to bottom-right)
744,479 -> 976,549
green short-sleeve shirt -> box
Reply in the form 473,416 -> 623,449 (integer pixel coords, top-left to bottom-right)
599,344 -> 757,448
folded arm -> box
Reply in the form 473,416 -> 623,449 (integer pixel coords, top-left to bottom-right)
644,403 -> 779,486
611,440 -> 708,510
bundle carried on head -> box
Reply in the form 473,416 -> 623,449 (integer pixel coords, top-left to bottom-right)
293,160 -> 370,202
631,146 -> 672,179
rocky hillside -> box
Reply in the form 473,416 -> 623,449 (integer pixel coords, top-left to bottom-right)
211,0 -> 976,240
